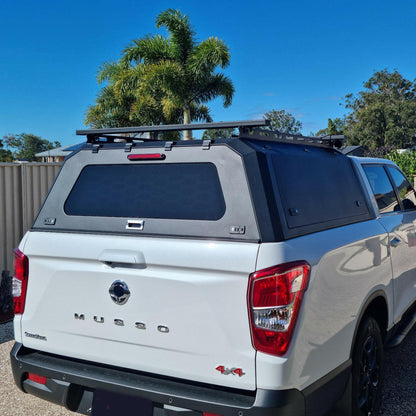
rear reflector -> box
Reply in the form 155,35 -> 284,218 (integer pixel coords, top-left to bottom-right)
12,248 -> 29,315
248,261 -> 310,356
28,373 -> 47,385
203,413 -> 223,416
128,153 -> 166,161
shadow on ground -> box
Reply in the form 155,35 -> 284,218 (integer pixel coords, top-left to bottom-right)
0,271 -> 13,325
380,325 -> 416,415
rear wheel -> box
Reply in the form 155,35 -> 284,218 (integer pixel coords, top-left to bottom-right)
351,316 -> 384,416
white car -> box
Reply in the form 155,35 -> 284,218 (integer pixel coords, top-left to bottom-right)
10,120 -> 416,416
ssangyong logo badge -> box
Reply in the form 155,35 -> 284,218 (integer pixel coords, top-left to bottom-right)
109,280 -> 131,305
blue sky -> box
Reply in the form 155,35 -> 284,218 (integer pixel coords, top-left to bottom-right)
1,0 -> 415,146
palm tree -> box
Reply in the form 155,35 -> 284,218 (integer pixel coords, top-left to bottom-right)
86,60 -> 180,130
86,9 -> 234,140
85,61 -> 135,128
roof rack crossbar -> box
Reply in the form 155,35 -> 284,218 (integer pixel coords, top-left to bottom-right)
78,120 -> 269,143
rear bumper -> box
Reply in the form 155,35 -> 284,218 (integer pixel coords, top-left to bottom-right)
10,342 -> 349,416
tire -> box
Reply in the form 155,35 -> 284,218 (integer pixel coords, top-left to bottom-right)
351,316 -> 384,416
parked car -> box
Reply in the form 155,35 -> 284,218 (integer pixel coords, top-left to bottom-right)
10,120 -> 416,415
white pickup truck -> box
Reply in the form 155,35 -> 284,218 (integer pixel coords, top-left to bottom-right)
10,121 -> 416,416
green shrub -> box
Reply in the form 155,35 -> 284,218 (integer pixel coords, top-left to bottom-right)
385,150 -> 416,182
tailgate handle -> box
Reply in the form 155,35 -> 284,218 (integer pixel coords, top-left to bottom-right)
98,250 -> 146,269
126,220 -> 144,231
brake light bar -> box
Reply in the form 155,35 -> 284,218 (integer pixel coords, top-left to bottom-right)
127,153 -> 166,161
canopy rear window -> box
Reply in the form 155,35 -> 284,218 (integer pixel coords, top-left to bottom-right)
64,163 -> 226,220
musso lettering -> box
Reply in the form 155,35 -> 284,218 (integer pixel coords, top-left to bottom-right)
74,313 -> 169,333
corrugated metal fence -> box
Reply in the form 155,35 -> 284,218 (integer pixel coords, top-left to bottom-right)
0,163 -> 61,274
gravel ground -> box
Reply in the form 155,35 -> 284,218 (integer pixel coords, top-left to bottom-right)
0,321 -> 415,415
0,321 -> 81,416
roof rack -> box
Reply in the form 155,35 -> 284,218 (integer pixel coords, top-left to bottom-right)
238,128 -> 346,149
76,120 -> 346,149
76,120 -> 270,143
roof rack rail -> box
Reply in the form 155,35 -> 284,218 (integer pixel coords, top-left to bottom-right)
238,128 -> 346,149
76,120 -> 270,143
76,120 -> 346,149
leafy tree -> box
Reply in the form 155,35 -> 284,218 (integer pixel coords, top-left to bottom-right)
315,118 -> 345,136
364,146 -> 396,158
3,133 -> 61,161
0,138 -> 13,162
344,69 -> 416,149
385,150 -> 416,181
201,128 -> 236,140
263,109 -> 302,134
85,70 -> 136,129
86,9 -> 234,140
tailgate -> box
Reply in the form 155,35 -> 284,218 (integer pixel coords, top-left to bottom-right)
16,231 -> 259,390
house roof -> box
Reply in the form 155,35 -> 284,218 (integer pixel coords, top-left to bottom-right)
35,145 -> 77,158
341,146 -> 366,155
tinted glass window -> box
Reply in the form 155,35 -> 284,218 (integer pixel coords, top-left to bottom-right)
64,163 -> 226,220
271,145 -> 370,229
363,165 -> 399,213
387,167 -> 416,210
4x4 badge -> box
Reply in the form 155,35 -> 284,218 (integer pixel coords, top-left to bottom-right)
216,366 -> 245,377
109,280 -> 131,305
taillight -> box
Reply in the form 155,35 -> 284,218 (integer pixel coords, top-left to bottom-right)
12,248 -> 29,315
248,261 -> 310,356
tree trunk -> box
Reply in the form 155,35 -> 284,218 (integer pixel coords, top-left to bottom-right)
183,105 -> 192,140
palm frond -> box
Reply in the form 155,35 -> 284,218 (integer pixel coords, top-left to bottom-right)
85,85 -> 133,128
137,61 -> 186,100
190,104 -> 212,123
121,35 -> 174,65
112,65 -> 144,102
156,8 -> 195,64
161,97 -> 182,121
96,61 -> 126,84
192,73 -> 234,107
187,37 -> 230,78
